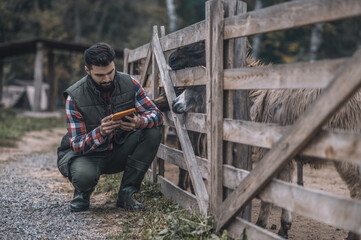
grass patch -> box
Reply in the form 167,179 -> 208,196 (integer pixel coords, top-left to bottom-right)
0,109 -> 65,147
95,174 -> 229,240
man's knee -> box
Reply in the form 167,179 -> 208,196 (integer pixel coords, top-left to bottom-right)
71,165 -> 99,192
143,127 -> 161,146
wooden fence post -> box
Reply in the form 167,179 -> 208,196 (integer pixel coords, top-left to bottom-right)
123,48 -> 129,73
33,41 -> 44,112
152,25 -> 160,183
158,25 -> 166,178
48,49 -> 56,111
153,31 -> 209,216
231,0 -> 252,221
216,48 -> 361,231
223,0 -> 236,173
206,0 -> 224,218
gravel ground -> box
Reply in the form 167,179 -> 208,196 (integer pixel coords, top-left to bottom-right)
0,153 -> 106,240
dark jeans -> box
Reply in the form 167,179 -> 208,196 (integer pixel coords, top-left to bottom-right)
70,127 -> 161,192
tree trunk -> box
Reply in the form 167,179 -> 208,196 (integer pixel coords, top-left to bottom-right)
309,23 -> 324,61
48,50 -> 56,111
166,0 -> 178,32
251,0 -> 262,59
33,42 -> 44,112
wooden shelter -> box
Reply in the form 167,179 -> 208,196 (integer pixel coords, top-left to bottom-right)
0,38 -> 123,111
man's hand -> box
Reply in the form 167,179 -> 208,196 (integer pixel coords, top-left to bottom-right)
119,115 -> 141,131
100,114 -> 141,137
100,115 -> 122,137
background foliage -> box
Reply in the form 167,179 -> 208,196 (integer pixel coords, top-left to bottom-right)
1,0 -> 360,107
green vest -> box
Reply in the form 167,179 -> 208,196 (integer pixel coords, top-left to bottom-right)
57,71 -> 135,178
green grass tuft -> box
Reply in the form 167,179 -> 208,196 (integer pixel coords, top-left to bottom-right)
0,109 -> 65,147
96,175 -> 228,240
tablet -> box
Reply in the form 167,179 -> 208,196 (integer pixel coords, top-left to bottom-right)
112,108 -> 136,121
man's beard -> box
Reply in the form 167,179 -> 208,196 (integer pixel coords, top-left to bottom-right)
99,81 -> 114,91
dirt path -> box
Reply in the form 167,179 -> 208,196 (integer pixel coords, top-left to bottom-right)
0,128 -> 66,162
0,128 -> 126,239
0,128 -> 353,239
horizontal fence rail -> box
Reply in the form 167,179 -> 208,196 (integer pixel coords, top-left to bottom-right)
224,0 -> 361,40
163,111 -> 361,164
127,0 -> 361,63
157,143 -> 361,234
154,57 -> 349,89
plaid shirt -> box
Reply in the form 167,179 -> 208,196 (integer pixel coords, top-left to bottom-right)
65,77 -> 163,155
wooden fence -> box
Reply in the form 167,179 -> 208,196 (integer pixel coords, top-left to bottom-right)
123,0 -> 361,238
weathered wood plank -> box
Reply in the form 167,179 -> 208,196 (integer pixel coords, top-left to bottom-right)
128,44 -> 149,63
160,20 -> 205,52
163,112 -> 361,164
223,119 -> 361,165
128,21 -> 205,63
223,164 -> 361,234
157,144 -> 361,234
261,178 -> 361,234
157,176 -> 199,213
140,45 -> 152,87
229,0 -> 252,221
224,0 -> 361,40
228,217 -> 284,240
160,58 -> 349,89
223,0 -> 237,170
158,26 -> 166,178
216,49 -> 361,231
153,32 -> 209,216
125,0 -> 361,63
151,26 -> 159,183
162,66 -> 206,87
162,111 -> 207,134
157,144 -> 209,179
123,48 -> 129,73
224,58 -> 347,90
206,0 -> 224,217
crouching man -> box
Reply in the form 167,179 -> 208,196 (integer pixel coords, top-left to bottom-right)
57,42 -> 162,212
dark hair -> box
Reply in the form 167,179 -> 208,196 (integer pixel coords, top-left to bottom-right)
84,42 -> 115,69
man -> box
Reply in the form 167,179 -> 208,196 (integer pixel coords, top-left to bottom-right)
57,42 -> 163,212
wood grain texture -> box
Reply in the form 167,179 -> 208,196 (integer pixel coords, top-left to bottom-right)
128,21 -> 205,62
224,58 -> 347,89
128,44 -> 149,63
162,111 -> 207,134
223,164 -> 361,234
153,32 -> 209,216
223,119 -> 361,165
228,217 -> 284,240
216,49 -> 361,231
157,144 -> 361,234
165,66 -> 206,87
206,0 -> 224,218
151,26 -> 159,183
224,0 -> 361,39
123,48 -> 129,73
158,176 -> 199,213
157,144 -> 209,179
140,45 -> 152,87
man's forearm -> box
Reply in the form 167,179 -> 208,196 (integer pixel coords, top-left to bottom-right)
69,126 -> 106,155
